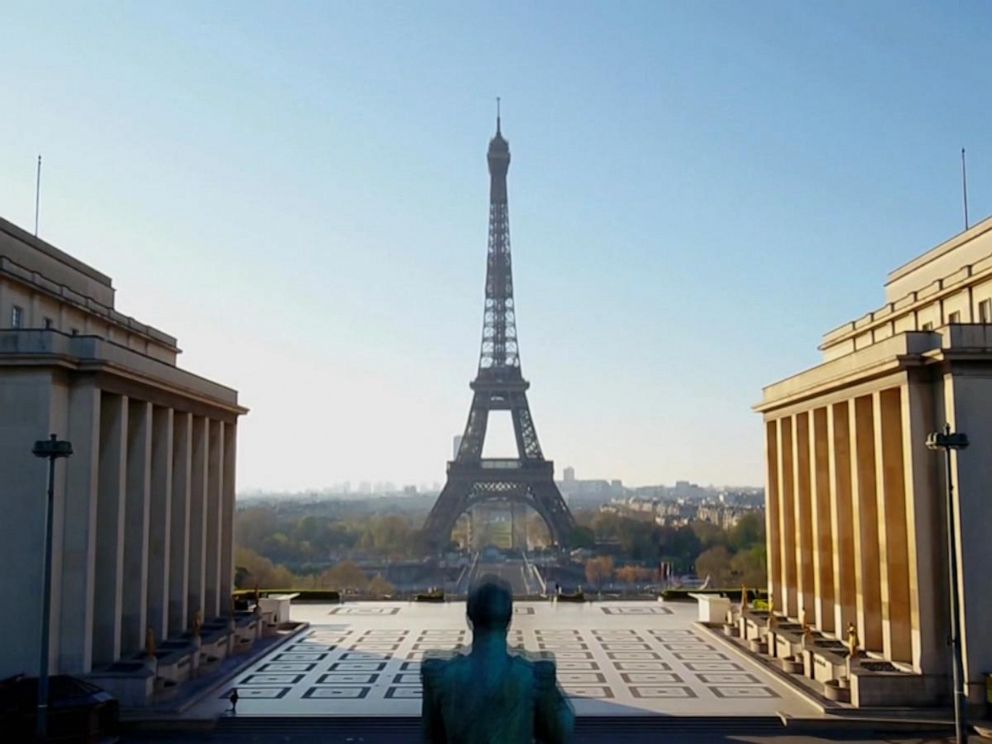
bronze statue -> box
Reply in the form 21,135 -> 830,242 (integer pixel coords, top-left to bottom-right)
421,576 -> 574,743
145,626 -> 156,659
846,622 -> 860,657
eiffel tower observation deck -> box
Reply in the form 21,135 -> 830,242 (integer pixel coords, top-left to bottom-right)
422,110 -> 576,551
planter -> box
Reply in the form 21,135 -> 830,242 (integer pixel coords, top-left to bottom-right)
747,639 -> 767,654
823,678 -> 851,702
779,655 -> 804,674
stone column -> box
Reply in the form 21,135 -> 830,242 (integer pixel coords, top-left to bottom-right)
93,394 -> 128,666
850,395 -> 883,652
778,417 -> 798,617
874,388 -> 912,662
943,367 -> 992,701
169,412 -> 192,634
147,407 -> 173,642
764,420 -> 783,607
220,422 -> 237,605
58,381 -> 101,674
810,407 -> 835,633
122,399 -> 152,655
829,401 -> 856,637
205,420 -> 224,619
900,379 -> 942,673
793,412 -> 815,623
187,416 -> 209,625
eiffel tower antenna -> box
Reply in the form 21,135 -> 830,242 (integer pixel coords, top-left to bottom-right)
422,115 -> 575,553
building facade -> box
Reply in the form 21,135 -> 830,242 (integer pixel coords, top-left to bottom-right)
0,216 -> 246,679
756,217 -> 992,705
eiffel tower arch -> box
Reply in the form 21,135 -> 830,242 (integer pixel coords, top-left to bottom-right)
422,110 -> 576,551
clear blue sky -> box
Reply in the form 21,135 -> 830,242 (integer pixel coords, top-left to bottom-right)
1,1 -> 989,491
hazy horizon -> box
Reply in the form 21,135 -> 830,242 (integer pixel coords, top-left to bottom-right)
1,2 -> 989,490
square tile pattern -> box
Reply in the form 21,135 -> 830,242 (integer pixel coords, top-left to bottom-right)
216,601 -> 814,718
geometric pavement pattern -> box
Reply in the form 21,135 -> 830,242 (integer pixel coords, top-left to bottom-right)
213,602 -> 812,717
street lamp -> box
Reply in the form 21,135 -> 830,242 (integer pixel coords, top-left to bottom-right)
31,434 -> 73,741
926,423 -> 969,744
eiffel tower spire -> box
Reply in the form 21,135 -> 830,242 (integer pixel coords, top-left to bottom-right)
479,108 -> 518,372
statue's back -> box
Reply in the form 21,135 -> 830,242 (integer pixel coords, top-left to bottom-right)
421,652 -> 572,744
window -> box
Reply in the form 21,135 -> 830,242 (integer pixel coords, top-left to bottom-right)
980,299 -> 992,324
10,305 -> 23,328
948,311 -> 961,324
921,322 -> 933,331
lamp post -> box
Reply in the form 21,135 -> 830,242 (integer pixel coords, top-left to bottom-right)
31,434 -> 73,741
926,423 -> 969,744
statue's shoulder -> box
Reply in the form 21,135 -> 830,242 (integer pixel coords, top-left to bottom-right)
421,650 -> 466,686
507,653 -> 557,690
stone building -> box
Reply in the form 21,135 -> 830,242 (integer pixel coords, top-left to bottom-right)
0,215 -> 247,681
756,216 -> 992,706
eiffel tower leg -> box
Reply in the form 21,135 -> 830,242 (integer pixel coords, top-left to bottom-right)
527,481 -> 576,547
509,392 -> 544,460
422,479 -> 475,552
457,393 -> 490,460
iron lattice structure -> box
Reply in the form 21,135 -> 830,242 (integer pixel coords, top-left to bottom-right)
422,116 -> 576,551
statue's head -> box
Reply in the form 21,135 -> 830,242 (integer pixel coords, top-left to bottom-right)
467,575 -> 513,634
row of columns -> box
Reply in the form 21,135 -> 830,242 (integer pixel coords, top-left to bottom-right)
764,382 -> 938,671
55,382 -> 236,674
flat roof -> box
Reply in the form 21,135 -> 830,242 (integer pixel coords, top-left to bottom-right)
0,215 -> 113,288
885,213 -> 992,287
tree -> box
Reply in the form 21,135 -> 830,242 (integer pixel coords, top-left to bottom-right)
367,575 -> 396,597
695,545 -> 733,587
570,525 -> 596,550
319,560 -> 368,591
615,565 -> 653,584
585,556 -> 614,588
691,520 -> 726,550
730,544 -> 767,587
729,512 -> 765,551
657,525 -> 702,572
235,546 -> 298,588
236,507 -> 279,552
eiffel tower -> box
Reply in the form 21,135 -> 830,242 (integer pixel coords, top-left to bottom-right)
422,110 -> 576,551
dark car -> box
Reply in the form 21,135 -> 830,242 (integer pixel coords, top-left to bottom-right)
0,674 -> 119,743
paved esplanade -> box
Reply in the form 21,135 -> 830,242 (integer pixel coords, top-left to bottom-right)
188,601 -> 820,720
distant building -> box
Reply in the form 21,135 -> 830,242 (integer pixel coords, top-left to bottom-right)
757,217 -> 992,706
557,472 -> 625,508
0,216 -> 247,683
